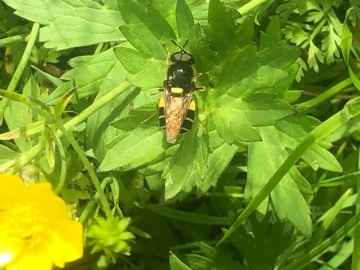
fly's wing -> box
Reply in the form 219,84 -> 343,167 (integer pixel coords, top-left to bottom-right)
164,90 -> 193,144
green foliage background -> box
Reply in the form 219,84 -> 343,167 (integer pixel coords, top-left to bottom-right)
1,0 -> 360,269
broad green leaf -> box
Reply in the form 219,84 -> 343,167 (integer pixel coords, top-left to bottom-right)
99,126 -> 164,172
246,114 -> 342,235
98,102 -> 165,171
205,0 -> 237,49
176,0 -> 195,38
275,116 -> 342,172
164,127 -> 207,201
115,0 -> 204,89
2,0 -> 124,49
214,46 -> 300,97
210,94 -> 296,144
85,86 -> 143,161
164,117 -> 238,200
192,4 -> 209,25
260,16 -> 281,50
196,122 -> 238,194
201,6 -> 254,84
47,49 -> 126,104
115,39 -> 206,90
114,47 -> 165,88
246,133 -> 311,235
118,0 -> 176,59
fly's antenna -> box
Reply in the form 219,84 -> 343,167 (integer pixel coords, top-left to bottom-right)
171,39 -> 190,51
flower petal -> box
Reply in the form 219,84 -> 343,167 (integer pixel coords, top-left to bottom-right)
0,175 -> 84,270
48,219 -> 83,267
0,175 -> 29,209
28,182 -> 69,219
5,248 -> 53,270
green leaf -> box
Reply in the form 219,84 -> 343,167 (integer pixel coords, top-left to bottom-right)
210,94 -> 296,144
98,101 -> 165,172
214,46 -> 300,97
148,205 -> 228,225
185,255 -> 213,270
275,115 -> 342,172
170,252 -> 192,270
245,114 -> 342,235
4,76 -> 38,151
44,128 -> 55,169
176,0 -> 195,38
260,16 -> 282,50
199,243 -> 247,269
196,120 -> 238,194
2,0 -> 124,49
114,47 -> 165,88
60,172 -> 93,203
282,23 -> 309,47
308,41 -> 324,73
247,134 -> 311,235
205,0 -> 237,49
349,0 -> 360,25
164,117 -> 238,199
99,127 -> 164,172
85,87 -> 146,162
321,25 -> 341,64
163,127 -> 207,201
0,144 -> 18,163
233,216 -> 292,270
47,49 -> 127,104
341,8 -> 360,91
118,0 -> 176,59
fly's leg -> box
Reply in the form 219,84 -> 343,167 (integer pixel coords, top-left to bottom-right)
161,41 -> 171,65
141,111 -> 157,124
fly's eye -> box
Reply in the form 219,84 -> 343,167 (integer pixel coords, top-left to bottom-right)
170,51 -> 195,65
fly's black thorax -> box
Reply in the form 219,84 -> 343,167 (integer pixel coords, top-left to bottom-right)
164,62 -> 195,95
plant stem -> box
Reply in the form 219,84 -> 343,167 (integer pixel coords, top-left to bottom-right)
0,23 -> 39,121
351,150 -> 360,270
296,77 -> 353,109
237,0 -> 267,15
63,81 -> 132,130
79,177 -> 113,223
59,120 -> 113,219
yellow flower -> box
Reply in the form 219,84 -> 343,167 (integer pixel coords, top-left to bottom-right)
0,174 -> 83,270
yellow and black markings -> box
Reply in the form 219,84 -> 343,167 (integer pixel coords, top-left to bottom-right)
159,39 -> 203,144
